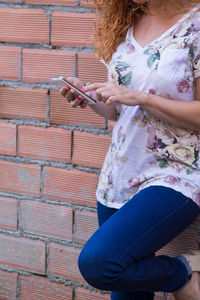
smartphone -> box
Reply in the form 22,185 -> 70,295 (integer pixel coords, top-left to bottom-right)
51,76 -> 96,105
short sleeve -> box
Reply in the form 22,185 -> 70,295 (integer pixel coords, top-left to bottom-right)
193,48 -> 200,78
193,24 -> 200,78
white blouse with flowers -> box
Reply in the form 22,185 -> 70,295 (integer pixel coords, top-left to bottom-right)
96,4 -> 200,209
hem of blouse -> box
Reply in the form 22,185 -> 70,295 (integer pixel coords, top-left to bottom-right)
97,182 -> 200,209
96,199 -> 126,210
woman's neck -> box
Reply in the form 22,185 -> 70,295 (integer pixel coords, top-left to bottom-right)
132,12 -> 186,49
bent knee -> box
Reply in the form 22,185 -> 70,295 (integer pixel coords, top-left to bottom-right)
78,246 -> 105,289
78,245 -> 122,290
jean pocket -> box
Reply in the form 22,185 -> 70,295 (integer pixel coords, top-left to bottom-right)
157,48 -> 189,82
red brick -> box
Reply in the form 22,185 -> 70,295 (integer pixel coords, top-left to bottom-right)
0,196 -> 17,231
25,0 -> 76,5
157,227 -> 198,257
48,243 -> 82,282
0,46 -> 20,80
0,87 -> 47,121
76,287 -> 110,300
18,126 -> 72,162
51,12 -> 95,47
73,131 -> 111,168
0,233 -> 45,273
43,167 -> 98,207
78,53 -> 107,84
20,275 -> 73,300
50,90 -> 104,128
23,49 -> 75,83
0,160 -> 40,197
0,8 -> 49,44
108,120 -> 116,131
74,210 -> 98,244
81,0 -> 94,7
20,200 -> 73,240
0,122 -> 16,156
0,270 -> 17,300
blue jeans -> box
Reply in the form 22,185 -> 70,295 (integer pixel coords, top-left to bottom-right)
78,186 -> 200,300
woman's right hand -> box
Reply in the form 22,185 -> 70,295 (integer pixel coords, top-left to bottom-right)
60,77 -> 88,109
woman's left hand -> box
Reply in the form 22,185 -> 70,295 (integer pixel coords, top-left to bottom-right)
83,82 -> 146,106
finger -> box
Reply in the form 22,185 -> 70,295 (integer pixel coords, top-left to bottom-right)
60,85 -> 75,102
71,100 -> 78,108
60,86 -> 69,97
95,87 -> 109,102
106,95 -> 117,105
68,89 -> 77,102
60,87 -> 75,103
76,95 -> 83,104
101,91 -> 111,103
69,94 -> 83,108
71,97 -> 83,108
80,100 -> 88,109
83,82 -> 106,92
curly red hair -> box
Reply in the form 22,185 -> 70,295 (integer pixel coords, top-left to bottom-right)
92,0 -> 199,63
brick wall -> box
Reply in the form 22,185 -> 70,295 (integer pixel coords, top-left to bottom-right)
0,0 -> 199,299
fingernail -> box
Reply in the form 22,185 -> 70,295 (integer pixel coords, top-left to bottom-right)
83,100 -> 87,104
77,96 -> 82,101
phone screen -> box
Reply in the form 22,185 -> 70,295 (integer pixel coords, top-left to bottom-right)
51,76 -> 96,105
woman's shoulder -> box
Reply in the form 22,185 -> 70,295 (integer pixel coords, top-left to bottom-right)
189,5 -> 200,31
173,6 -> 200,47
189,6 -> 200,45
180,5 -> 200,32
191,5 -> 200,25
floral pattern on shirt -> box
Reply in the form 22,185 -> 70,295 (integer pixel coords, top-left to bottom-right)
108,57 -> 132,86
96,5 -> 200,209
144,112 -> 200,172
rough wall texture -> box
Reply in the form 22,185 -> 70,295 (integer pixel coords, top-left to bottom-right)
0,0 -> 199,299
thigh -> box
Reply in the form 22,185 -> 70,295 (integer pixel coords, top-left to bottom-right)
90,186 -> 199,264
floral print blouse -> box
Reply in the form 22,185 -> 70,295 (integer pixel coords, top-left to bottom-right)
96,4 -> 200,209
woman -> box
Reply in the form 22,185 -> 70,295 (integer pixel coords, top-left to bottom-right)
61,0 -> 200,299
